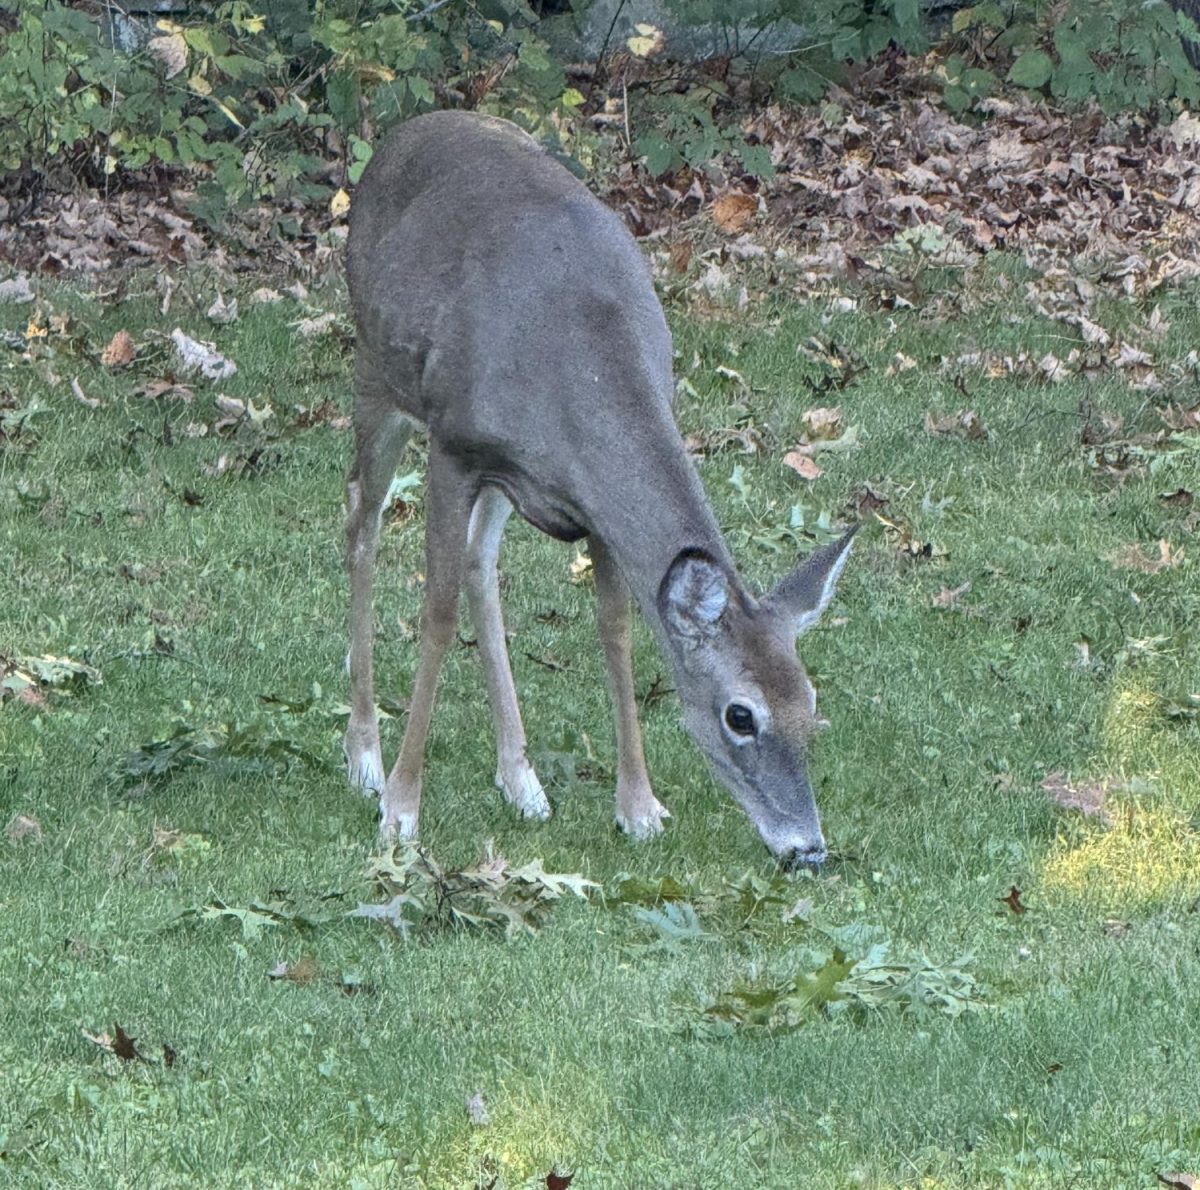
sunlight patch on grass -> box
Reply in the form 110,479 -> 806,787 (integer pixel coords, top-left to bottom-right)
1042,806 -> 1200,910
422,1083 -> 598,1188
1043,672 -> 1200,909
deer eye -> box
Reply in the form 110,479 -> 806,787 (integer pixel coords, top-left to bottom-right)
724,702 -> 756,737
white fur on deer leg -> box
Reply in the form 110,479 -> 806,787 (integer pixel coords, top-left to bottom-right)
496,761 -> 551,820
344,726 -> 385,796
346,750 -> 385,797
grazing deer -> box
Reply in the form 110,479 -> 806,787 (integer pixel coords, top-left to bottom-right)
343,111 -> 855,866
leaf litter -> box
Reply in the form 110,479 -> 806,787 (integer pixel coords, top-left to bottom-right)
350,843 -> 598,941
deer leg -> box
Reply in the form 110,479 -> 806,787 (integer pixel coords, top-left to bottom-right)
344,410 -> 419,795
464,486 -> 551,821
590,536 -> 669,839
378,446 -> 474,840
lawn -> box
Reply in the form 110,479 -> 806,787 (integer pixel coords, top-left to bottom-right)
1,251 -> 1199,1188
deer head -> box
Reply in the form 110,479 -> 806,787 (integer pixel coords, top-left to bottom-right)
657,528 -> 856,866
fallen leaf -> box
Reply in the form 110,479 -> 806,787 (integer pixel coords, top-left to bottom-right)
70,377 -> 102,409
851,482 -> 888,514
293,312 -> 337,338
100,330 -> 137,367
884,351 -> 918,376
801,405 -> 843,440
84,1023 -> 145,1062
112,1024 -> 143,1062
268,954 -> 320,985
6,813 -> 42,842
1158,404 -> 1200,432
0,274 -> 34,304
1160,488 -> 1194,509
139,379 -> 194,403
330,188 -> 351,218
627,21 -> 665,57
782,451 -> 823,480
932,581 -> 971,609
1108,540 -> 1183,573
711,193 -> 757,235
545,1172 -> 574,1190
171,328 -> 237,381
788,423 -> 862,457
924,408 -> 986,439
206,295 -> 239,325
162,1042 -> 178,1068
999,885 -> 1026,915
1102,918 -> 1130,938
1040,772 -> 1111,822
147,31 -> 188,78
568,550 -> 592,583
668,240 -> 692,273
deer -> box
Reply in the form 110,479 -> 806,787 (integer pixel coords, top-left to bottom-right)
343,111 -> 856,867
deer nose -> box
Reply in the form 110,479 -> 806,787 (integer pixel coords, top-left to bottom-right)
779,841 -> 827,871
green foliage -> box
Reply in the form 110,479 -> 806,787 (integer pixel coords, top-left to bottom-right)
120,719 -> 323,786
952,0 -> 1200,112
689,942 -> 986,1036
0,0 -> 570,225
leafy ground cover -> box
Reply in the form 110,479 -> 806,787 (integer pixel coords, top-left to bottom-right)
1,232 -> 1199,1187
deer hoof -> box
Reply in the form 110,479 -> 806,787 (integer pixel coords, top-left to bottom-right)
496,763 -> 551,821
616,799 -> 670,841
378,810 -> 419,844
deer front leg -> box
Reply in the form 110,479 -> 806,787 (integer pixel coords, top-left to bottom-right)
344,411 -> 418,794
590,536 -> 669,839
378,447 -> 473,841
464,486 -> 550,821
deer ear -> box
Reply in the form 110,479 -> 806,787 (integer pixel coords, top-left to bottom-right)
767,525 -> 857,637
659,549 -> 730,644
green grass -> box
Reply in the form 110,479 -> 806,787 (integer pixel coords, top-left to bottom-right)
1,259 -> 1199,1188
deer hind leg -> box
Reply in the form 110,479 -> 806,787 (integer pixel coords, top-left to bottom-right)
344,410 -> 419,795
378,446 -> 475,841
590,536 -> 669,839
463,486 -> 551,822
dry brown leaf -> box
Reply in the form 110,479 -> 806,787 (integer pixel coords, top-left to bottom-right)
668,240 -> 693,274
851,482 -> 889,515
1108,540 -> 1183,573
1158,404 -> 1200,432
710,193 -> 757,235
139,379 -> 194,403
268,954 -> 320,985
83,1023 -> 144,1062
100,330 -> 136,368
1040,772 -> 1111,822
931,581 -> 971,609
782,451 -> 823,480
924,409 -> 986,439
801,406 -> 843,440
147,32 -> 188,78
999,886 -> 1026,915
1157,1174 -> 1200,1190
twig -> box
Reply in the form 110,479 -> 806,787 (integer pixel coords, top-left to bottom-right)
406,0 -> 458,23
595,0 -> 629,82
